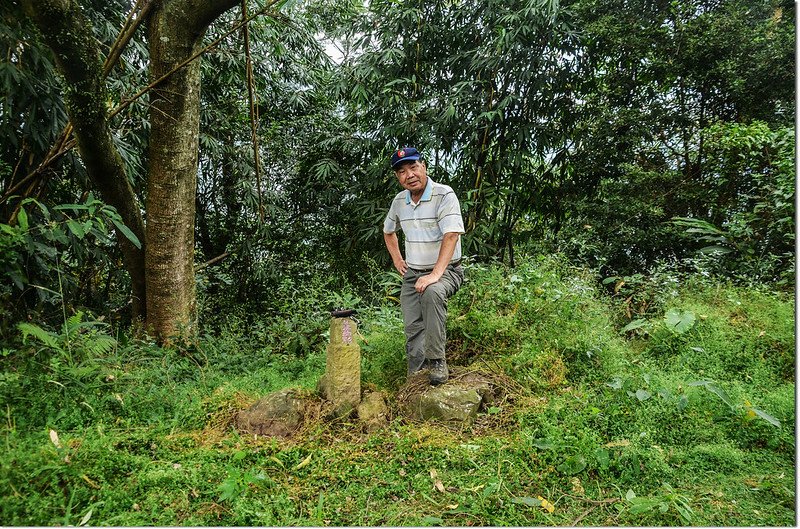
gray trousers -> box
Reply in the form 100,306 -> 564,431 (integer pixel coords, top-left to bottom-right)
401,264 -> 464,374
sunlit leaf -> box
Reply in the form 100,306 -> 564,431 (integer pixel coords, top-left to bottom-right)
110,217 -> 141,249
557,455 -> 586,475
664,309 -> 696,334
620,319 -> 647,333
16,207 -> 28,230
750,406 -> 781,428
78,509 -> 92,526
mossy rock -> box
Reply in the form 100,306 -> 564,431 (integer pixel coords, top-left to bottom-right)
398,367 -> 497,423
234,388 -> 311,439
357,391 -> 390,432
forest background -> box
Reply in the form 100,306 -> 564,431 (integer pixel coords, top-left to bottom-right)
0,0 -> 795,526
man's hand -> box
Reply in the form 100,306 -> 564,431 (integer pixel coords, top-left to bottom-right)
414,273 -> 441,293
384,232 -> 407,276
413,232 -> 460,293
393,258 -> 408,276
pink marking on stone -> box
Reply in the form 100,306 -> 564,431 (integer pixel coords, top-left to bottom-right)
342,320 -> 352,344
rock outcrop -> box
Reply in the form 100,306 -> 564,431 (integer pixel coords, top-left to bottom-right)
398,368 -> 497,423
234,388 -> 309,439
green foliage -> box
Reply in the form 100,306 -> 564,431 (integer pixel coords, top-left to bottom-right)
0,0 -> 795,523
0,2 -> 68,157
672,123 -> 795,285
3,0 -> 792,321
14,311 -> 117,390
625,484 -> 694,524
689,380 -> 781,429
0,258 -> 795,526
216,466 -> 271,503
664,309 -> 696,334
0,195 -> 140,331
551,0 -> 793,283
313,0 -> 585,263
444,255 -> 627,386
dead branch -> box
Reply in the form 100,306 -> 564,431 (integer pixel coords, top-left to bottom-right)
195,251 -> 231,272
241,0 -> 265,222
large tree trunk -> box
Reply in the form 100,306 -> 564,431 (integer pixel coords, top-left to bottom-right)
21,0 -> 148,320
25,0 -> 239,342
145,0 -> 237,341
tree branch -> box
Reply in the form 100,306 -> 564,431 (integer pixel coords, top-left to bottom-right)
21,0 -> 147,318
195,251 -> 231,272
3,0 -> 284,206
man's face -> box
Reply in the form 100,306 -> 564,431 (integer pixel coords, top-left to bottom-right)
393,160 -> 427,193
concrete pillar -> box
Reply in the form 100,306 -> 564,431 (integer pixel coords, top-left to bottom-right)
323,316 -> 361,415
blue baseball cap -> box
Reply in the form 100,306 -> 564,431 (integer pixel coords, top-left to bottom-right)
390,147 -> 421,168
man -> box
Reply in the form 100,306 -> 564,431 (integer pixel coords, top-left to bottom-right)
383,147 -> 465,385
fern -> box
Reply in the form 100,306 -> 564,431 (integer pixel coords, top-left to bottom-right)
18,322 -> 59,349
65,313 -> 83,330
18,315 -> 117,385
78,334 -> 117,356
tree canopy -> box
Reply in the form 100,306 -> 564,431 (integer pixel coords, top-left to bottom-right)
0,0 -> 794,337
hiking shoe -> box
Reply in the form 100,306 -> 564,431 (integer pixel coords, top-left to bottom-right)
408,359 -> 430,377
428,359 -> 449,386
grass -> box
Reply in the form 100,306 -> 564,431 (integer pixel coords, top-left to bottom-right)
0,255 -> 794,525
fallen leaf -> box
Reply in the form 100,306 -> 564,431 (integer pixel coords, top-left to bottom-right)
604,439 -> 630,448
429,469 -> 445,493
571,477 -> 584,494
294,453 -> 312,470
78,509 -> 92,526
537,495 -> 555,513
81,474 -> 100,489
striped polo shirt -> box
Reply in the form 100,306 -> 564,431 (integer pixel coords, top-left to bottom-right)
383,177 -> 465,269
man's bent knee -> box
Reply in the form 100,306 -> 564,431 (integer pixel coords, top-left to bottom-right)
421,283 -> 447,306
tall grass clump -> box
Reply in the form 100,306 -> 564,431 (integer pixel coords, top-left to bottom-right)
447,255 -> 630,388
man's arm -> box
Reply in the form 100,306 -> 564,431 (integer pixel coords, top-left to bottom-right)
414,232 -> 460,293
383,231 -> 407,276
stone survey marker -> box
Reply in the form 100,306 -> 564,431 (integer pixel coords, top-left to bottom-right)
319,315 -> 361,415
235,310 -> 502,439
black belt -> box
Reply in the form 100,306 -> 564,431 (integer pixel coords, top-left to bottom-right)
409,260 -> 461,273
